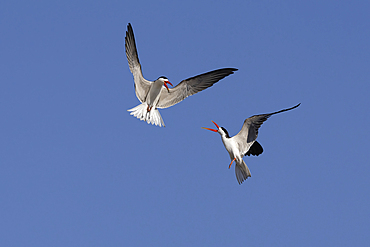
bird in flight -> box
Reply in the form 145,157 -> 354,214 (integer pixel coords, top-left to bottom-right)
202,103 -> 300,184
125,23 -> 237,127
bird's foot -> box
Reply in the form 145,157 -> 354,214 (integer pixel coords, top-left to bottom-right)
229,158 -> 236,169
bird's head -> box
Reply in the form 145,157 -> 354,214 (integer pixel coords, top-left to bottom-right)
202,121 -> 230,138
157,76 -> 173,93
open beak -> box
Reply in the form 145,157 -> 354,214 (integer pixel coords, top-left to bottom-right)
201,120 -> 220,132
164,81 -> 173,93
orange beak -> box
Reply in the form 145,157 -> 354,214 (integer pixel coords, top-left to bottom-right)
201,120 -> 220,132
164,81 -> 173,93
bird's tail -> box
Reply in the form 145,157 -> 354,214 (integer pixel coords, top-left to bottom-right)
235,160 -> 251,184
127,103 -> 165,127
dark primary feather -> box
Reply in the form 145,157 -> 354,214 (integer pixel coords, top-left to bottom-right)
245,141 -> 263,156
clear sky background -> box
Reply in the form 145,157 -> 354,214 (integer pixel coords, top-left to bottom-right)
1,0 -> 369,246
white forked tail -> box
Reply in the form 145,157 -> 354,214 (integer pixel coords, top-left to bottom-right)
128,103 -> 165,127
235,160 -> 251,184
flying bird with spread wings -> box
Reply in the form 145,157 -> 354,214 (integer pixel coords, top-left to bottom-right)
202,103 -> 300,184
125,23 -> 237,127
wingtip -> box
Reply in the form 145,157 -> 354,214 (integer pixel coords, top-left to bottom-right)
126,23 -> 133,34
126,23 -> 132,37
226,68 -> 238,73
293,103 -> 301,109
218,67 -> 238,72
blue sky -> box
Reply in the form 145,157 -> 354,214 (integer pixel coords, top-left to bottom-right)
1,0 -> 369,246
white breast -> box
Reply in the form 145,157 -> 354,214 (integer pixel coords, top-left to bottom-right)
221,137 -> 240,161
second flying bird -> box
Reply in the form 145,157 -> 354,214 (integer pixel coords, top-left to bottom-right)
125,23 -> 237,127
202,103 -> 300,184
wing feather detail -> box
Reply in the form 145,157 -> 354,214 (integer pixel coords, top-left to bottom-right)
234,103 -> 301,157
156,68 -> 237,109
125,23 -> 151,103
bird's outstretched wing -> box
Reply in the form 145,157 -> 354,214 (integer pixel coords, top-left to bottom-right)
234,103 -> 301,156
125,23 -> 151,103
156,68 -> 238,109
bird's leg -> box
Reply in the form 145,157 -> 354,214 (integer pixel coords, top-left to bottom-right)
229,158 -> 236,169
147,105 -> 153,112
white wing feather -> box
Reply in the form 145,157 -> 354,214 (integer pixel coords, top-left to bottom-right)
125,23 -> 152,103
